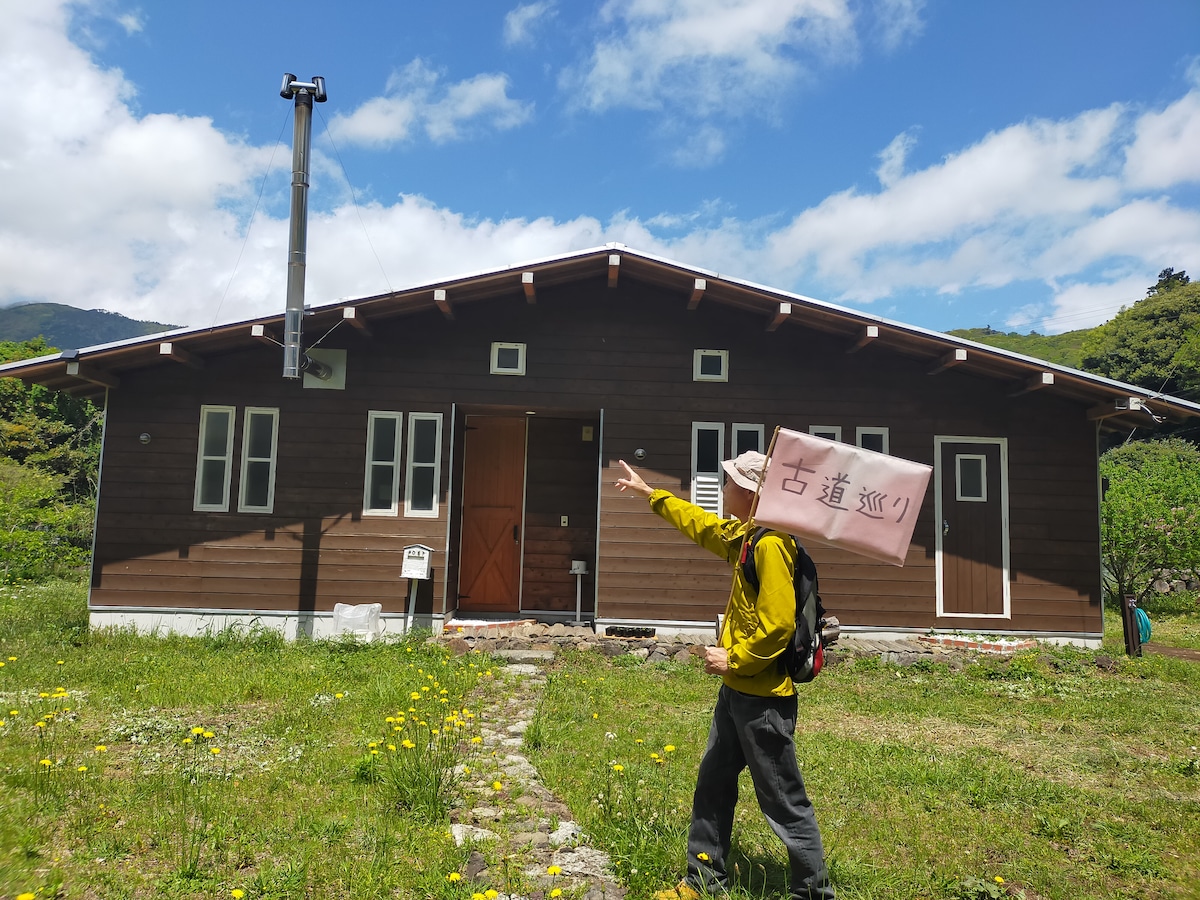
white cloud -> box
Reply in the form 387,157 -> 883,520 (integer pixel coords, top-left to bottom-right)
116,12 -> 144,35
565,0 -> 859,116
870,0 -> 924,52
1013,274 -> 1149,333
875,130 -> 915,188
1124,80 -> 1200,189
670,123 -> 728,167
330,59 -> 533,147
504,1 -> 556,46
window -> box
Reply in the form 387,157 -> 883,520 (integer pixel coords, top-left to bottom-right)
809,425 -> 842,442
956,454 -> 987,502
194,405 -> 235,512
856,427 -> 889,455
405,413 -> 443,517
238,408 -> 280,513
693,349 -> 728,382
490,342 -> 526,375
363,412 -> 402,515
691,422 -> 724,515
732,423 -> 764,456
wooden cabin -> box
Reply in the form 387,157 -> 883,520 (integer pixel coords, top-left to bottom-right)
5,246 -> 1198,645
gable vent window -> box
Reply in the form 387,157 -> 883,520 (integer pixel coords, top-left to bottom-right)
810,425 -> 842,442
363,412 -> 402,515
693,349 -> 729,382
490,342 -> 526,375
194,405 -> 235,512
237,408 -> 280,513
691,421 -> 724,515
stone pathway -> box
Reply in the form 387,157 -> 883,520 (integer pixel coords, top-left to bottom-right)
450,651 -> 628,900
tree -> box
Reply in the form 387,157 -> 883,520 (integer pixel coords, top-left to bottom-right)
0,337 -> 102,499
0,459 -> 93,583
1080,275 -> 1200,400
1099,438 -> 1200,605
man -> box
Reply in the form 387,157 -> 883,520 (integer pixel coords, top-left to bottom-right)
616,451 -> 835,900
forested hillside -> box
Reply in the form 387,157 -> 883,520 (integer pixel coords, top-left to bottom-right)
945,326 -> 1093,369
0,302 -> 175,350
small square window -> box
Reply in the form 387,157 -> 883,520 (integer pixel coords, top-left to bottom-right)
856,427 -> 889,455
693,349 -> 728,382
956,454 -> 987,502
490,342 -> 526,375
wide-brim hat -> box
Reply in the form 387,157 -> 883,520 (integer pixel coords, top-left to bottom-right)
721,450 -> 768,491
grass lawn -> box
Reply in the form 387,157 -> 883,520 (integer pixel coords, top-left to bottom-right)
2,580 -> 1199,900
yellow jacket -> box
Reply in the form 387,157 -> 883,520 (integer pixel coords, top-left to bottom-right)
648,489 -> 797,698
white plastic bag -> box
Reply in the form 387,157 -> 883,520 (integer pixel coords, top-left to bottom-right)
332,602 -> 383,641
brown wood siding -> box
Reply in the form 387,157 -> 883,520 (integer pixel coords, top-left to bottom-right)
91,277 -> 1102,636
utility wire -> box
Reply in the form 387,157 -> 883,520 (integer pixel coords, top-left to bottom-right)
210,107 -> 293,329
315,106 -> 394,295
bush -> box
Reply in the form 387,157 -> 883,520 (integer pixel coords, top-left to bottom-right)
0,459 -> 93,583
1100,438 -> 1200,605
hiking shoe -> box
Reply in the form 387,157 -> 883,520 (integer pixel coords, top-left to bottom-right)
652,881 -> 701,900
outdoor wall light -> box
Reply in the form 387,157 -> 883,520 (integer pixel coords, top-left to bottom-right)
634,448 -> 646,460
139,433 -> 151,445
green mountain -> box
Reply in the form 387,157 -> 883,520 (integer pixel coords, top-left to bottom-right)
945,326 -> 1097,369
0,303 -> 177,351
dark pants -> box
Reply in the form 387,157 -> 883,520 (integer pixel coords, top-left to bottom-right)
686,685 -> 834,900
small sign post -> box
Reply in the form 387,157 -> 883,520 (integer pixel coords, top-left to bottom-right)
401,544 -> 435,634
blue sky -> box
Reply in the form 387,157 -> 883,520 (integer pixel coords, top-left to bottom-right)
2,1 -> 1198,336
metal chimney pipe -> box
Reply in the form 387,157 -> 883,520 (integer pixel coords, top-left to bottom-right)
280,74 -> 328,380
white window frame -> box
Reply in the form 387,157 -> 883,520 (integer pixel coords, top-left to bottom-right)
363,412 -> 403,516
693,349 -> 729,382
955,454 -> 988,502
194,405 -> 235,512
809,425 -> 842,442
490,342 -> 526,376
732,422 -> 765,456
405,412 -> 444,518
237,407 -> 280,514
691,421 -> 724,516
856,426 -> 890,455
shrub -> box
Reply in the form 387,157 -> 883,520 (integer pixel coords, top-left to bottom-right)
0,459 -> 93,583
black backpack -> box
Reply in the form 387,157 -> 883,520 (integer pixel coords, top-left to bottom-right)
740,527 -> 839,683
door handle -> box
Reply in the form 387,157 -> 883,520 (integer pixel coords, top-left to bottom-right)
513,525 -> 519,543
943,519 -> 950,536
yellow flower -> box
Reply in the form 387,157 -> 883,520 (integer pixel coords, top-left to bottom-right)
402,739 -> 416,749
612,764 -> 624,773
410,692 -> 421,700
387,744 -> 396,751
8,710 -> 17,716
210,747 -> 221,755
6,656 -> 14,661
485,891 -> 498,900
192,726 -> 205,735
18,893 -> 36,900
547,865 -> 562,876
95,745 -> 107,753
592,713 -> 599,719
39,692 -> 49,698
232,890 -> 246,899
368,742 -> 378,749
182,738 -> 193,744
35,721 -> 46,729
447,873 -> 462,882
77,765 -> 88,772
335,692 -> 344,699
57,660 -> 64,665
664,745 -> 676,753
471,736 -> 483,744
473,894 -> 486,900
39,759 -> 52,767
551,891 -> 563,898
203,731 -> 215,739
697,852 -> 710,861
994,877 -> 1005,884
492,780 -> 503,791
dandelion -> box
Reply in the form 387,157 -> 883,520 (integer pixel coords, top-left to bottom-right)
335,693 -> 344,699
35,721 -> 46,729
39,759 -> 52,767
485,891 -> 498,899
57,660 -> 64,665
402,739 -> 416,749
612,764 -> 624,773
77,765 -> 88,773
192,726 -> 205,735
95,745 -> 107,753
211,747 -> 221,755
232,890 -> 246,899
182,737 -> 193,745
8,710 -> 17,716
387,744 -> 396,751
551,891 -> 563,898
411,692 -> 421,700
472,894 -> 486,900
18,893 -> 36,900
6,656 -> 15,661
994,877 -> 1005,884
447,872 -> 462,882
664,745 -> 676,753
203,731 -> 215,739
547,865 -> 562,876
697,852 -> 710,861
492,780 -> 503,791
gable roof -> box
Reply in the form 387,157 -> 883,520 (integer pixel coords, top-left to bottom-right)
3,244 -> 1197,432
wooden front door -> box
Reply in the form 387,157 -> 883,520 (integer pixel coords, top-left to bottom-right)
936,438 -> 1009,618
458,415 -> 526,613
